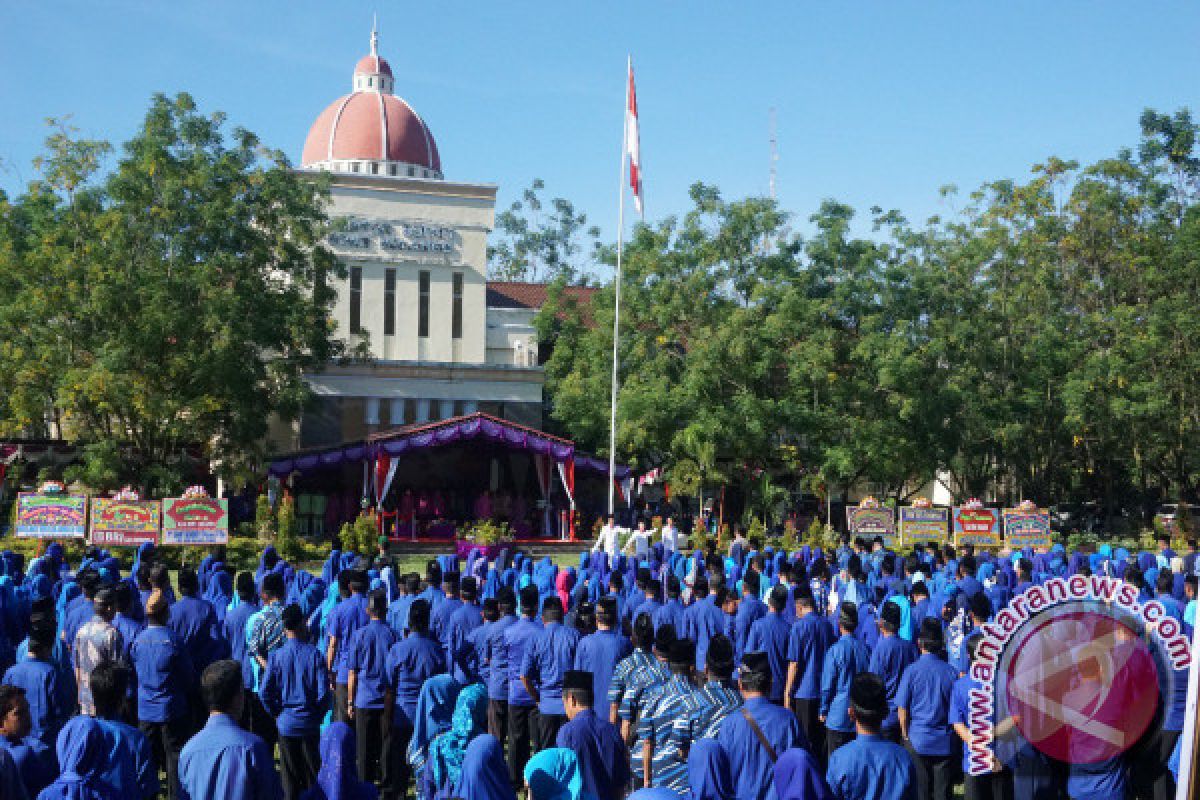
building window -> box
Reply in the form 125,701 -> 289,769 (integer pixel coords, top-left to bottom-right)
418,270 -> 430,338
452,272 -> 463,339
384,268 -> 396,335
371,163 -> 379,175
349,267 -> 363,334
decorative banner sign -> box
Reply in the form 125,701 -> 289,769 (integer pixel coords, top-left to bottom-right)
161,497 -> 228,545
846,507 -> 897,547
953,506 -> 1002,547
15,492 -> 87,538
900,506 -> 949,546
1003,508 -> 1052,549
89,498 -> 160,547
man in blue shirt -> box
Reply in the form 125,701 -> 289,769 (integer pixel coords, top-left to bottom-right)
2,618 -> 70,749
632,578 -> 663,629
684,579 -> 729,673
462,597 -> 498,686
826,673 -> 916,800
90,662 -> 158,800
785,591 -> 836,763
483,587 -> 518,745
260,604 -> 329,800
346,589 -> 400,795
896,618 -> 958,800
521,596 -> 580,749
573,596 -> 632,716
430,572 -> 464,661
179,660 -> 282,800
417,561 -> 446,612
745,585 -> 791,704
716,651 -> 807,800
677,633 -> 742,745
607,612 -> 657,725
0,684 -> 53,799
385,598 -> 444,795
325,570 -> 368,723
169,567 -> 226,678
637,639 -> 701,793
131,590 -> 193,800
445,577 -> 484,684
386,573 -> 417,635
223,573 -> 262,736
557,669 -> 630,800
735,572 -> 767,662
869,600 -> 918,743
504,584 -> 544,785
820,603 -> 870,756
653,576 -> 686,633
949,636 -> 1010,800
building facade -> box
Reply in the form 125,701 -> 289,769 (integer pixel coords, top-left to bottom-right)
277,30 -> 548,451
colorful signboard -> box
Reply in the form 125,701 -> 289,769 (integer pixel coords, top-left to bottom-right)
89,498 -> 160,547
953,506 -> 1002,547
161,496 -> 228,545
1003,507 -> 1052,549
15,492 -> 87,538
900,506 -> 948,546
846,506 -> 897,547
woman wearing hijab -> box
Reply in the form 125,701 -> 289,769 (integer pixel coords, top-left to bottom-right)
451,734 -> 514,800
422,683 -> 489,800
773,748 -> 832,800
524,748 -> 586,800
299,722 -> 377,800
687,740 -> 733,800
36,716 -> 120,800
205,569 -> 234,624
407,675 -> 463,779
556,569 -> 574,612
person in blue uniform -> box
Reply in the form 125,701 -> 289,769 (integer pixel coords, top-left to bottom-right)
260,604 -> 330,800
168,568 -> 225,680
346,589 -> 400,796
327,570 -> 369,723
573,597 -> 632,722
653,577 -> 686,634
682,580 -> 729,673
745,586 -> 792,704
826,673 -> 916,800
868,601 -> 917,743
556,669 -> 630,800
450,733 -> 515,800
444,578 -> 484,684
785,592 -> 836,763
504,585 -> 544,786
953,594 -> 992,677
418,562 -> 446,612
2,618 -> 71,749
688,739 -> 734,800
735,572 -> 767,662
677,634 -> 742,745
385,597 -> 444,796
178,659 -> 283,800
896,617 -> 958,800
223,573 -> 260,729
430,573 -> 464,662
482,588 -> 518,747
90,662 -> 158,800
949,636 -> 1010,800
819,604 -> 870,756
608,613 -> 658,727
131,590 -> 193,800
638,639 -> 700,793
716,651 -> 807,800
521,596 -> 581,749
0,684 -> 53,798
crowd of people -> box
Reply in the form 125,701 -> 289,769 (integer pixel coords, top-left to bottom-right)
0,530 -> 1194,800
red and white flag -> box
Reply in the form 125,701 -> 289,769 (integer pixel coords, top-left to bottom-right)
626,58 -> 643,217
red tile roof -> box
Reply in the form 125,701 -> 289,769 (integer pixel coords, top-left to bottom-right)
486,282 -> 597,310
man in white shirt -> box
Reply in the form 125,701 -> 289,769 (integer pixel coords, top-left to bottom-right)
661,517 -> 682,554
624,521 -> 652,559
592,515 -> 621,557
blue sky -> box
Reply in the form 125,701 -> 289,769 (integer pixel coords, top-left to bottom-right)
3,2 -> 1199,248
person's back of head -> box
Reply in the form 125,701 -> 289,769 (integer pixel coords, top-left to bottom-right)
425,560 -> 442,589
669,639 -> 696,678
201,660 -> 244,717
94,588 -> 116,620
838,602 -> 858,636
705,634 -> 734,682
149,563 -> 171,591
89,662 -> 129,719
135,564 -> 152,591
609,571 -> 624,593
667,576 -> 682,600
960,555 -> 977,577
647,578 -> 661,599
497,588 -> 517,618
848,672 -> 887,733
636,567 -> 651,590
28,616 -> 56,657
632,612 -> 654,651
1157,570 -> 1175,597
879,601 -> 901,636
911,581 -> 929,601
693,576 -> 710,599
519,585 -> 540,618
655,625 -> 676,660
145,590 -> 170,625
409,599 -> 432,634
796,592 -> 816,615
281,604 -> 307,638
768,585 -> 788,613
405,573 -> 421,596
743,571 -> 761,597
542,596 -> 564,624
367,589 -> 388,619
78,570 -> 100,601
968,592 -> 992,624
481,598 -> 499,623
337,570 -> 353,598
348,570 -> 368,596
177,567 -> 199,597
461,577 -> 478,604
113,583 -> 134,615
596,597 -> 618,630
262,572 -> 286,603
236,572 -> 257,603
918,617 -> 944,654
443,573 -> 461,598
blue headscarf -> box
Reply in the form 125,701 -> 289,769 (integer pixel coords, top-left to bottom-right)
301,721 -> 378,800
524,749 -> 585,800
42,716 -> 120,800
773,748 -> 832,800
205,569 -> 233,623
408,675 -> 463,774
428,683 -> 489,789
688,739 -> 733,800
453,734 -> 515,800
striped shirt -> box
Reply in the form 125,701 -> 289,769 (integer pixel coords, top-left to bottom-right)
609,649 -> 661,716
677,679 -> 742,742
636,675 -> 700,792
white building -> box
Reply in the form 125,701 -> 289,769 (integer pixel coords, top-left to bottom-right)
276,30 -> 556,451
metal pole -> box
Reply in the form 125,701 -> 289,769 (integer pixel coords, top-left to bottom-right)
608,56 -> 630,518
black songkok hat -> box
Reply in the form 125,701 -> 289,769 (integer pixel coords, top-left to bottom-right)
742,650 -> 770,676
563,670 -> 593,692
880,600 -> 902,628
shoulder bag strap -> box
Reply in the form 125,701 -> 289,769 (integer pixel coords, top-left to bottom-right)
740,706 -> 778,763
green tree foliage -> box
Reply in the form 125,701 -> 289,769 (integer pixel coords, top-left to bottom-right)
539,109 -> 1200,518
0,95 -> 348,495
487,179 -> 601,284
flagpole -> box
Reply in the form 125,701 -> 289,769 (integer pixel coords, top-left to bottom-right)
608,56 -> 630,518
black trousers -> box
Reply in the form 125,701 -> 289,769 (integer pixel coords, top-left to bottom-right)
356,708 -> 393,795
508,704 -> 538,786
488,698 -> 509,744
825,728 -> 855,757
792,698 -> 825,763
964,770 -> 1014,800
538,712 -> 567,751
140,714 -> 191,800
906,746 -> 955,800
278,733 -> 321,800
390,719 -> 415,800
241,689 -> 278,746
1130,726 -> 1180,800
334,682 -> 350,723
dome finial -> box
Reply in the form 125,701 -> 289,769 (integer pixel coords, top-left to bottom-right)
370,14 -> 379,56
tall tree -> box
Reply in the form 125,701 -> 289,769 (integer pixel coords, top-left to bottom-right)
487,178 -> 601,284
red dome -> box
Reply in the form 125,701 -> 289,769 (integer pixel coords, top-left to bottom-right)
302,91 -> 441,172
354,54 -> 392,77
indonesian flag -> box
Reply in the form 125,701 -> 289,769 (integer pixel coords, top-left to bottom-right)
626,58 -> 643,217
